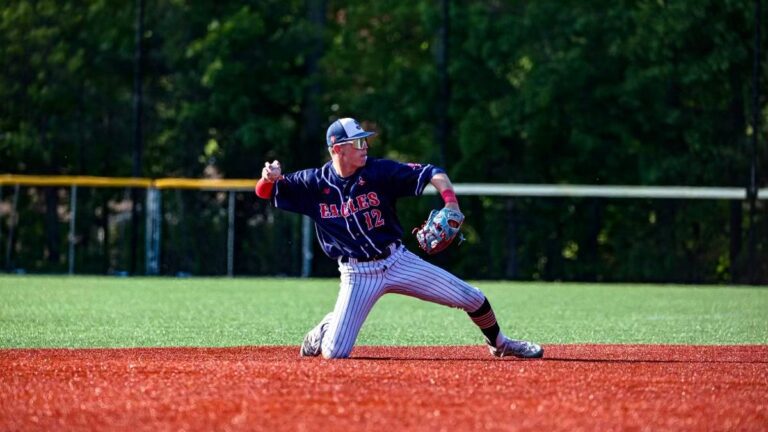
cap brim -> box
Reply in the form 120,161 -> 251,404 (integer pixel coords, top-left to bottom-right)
337,131 -> 375,143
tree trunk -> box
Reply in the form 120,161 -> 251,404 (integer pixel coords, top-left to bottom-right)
727,58 -> 746,282
299,0 -> 325,168
434,0 -> 451,168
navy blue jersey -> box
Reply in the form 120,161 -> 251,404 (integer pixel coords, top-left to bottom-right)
269,158 -> 444,259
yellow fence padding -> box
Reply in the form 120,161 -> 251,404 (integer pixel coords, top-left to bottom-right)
153,178 -> 256,190
0,174 -> 255,191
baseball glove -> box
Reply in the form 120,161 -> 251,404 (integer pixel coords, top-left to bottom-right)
412,207 -> 465,255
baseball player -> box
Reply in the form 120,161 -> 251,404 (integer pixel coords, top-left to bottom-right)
255,117 -> 543,359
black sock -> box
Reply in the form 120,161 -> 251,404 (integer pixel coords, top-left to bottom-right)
468,298 -> 501,347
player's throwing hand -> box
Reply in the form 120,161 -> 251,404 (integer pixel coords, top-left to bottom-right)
262,160 -> 283,182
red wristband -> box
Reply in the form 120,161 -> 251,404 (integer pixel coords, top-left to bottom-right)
441,189 -> 458,205
255,178 -> 275,199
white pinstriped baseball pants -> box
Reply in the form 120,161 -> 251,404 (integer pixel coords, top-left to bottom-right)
319,243 -> 486,359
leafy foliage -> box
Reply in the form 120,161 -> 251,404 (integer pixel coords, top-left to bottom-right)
0,0 -> 765,281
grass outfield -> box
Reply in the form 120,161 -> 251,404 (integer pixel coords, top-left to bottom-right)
0,276 -> 766,348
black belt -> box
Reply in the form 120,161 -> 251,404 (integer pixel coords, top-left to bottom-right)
340,241 -> 401,263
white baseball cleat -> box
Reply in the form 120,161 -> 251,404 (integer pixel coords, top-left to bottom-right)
490,336 -> 544,358
300,312 -> 333,357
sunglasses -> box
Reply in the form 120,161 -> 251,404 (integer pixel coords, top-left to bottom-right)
335,138 -> 369,149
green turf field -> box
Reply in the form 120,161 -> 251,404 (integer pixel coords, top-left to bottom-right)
0,276 -> 766,348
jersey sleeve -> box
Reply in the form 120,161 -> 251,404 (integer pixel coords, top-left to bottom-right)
384,160 -> 445,197
270,169 -> 318,215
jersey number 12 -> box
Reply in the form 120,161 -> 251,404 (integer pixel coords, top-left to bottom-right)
363,209 -> 385,230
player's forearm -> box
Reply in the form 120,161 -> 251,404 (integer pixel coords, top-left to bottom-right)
430,173 -> 460,211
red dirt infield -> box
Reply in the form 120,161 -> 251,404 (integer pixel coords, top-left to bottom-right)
1,344 -> 766,431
